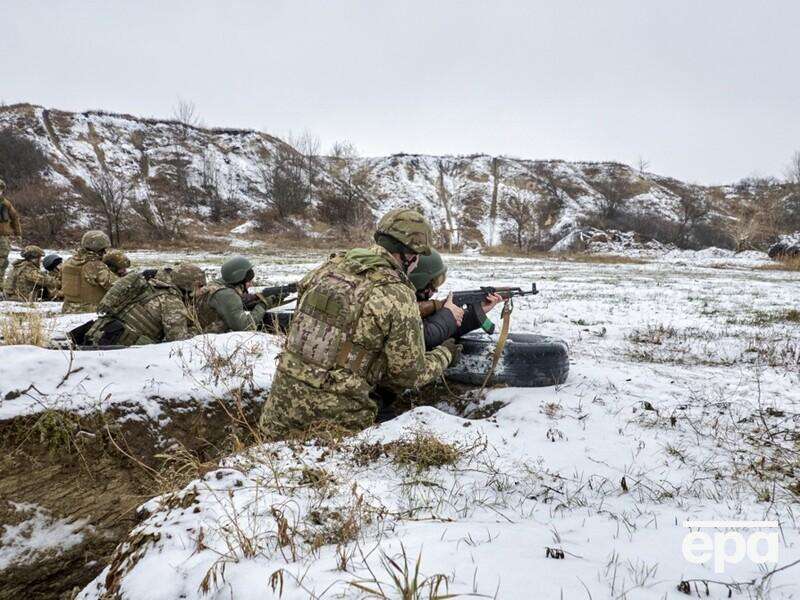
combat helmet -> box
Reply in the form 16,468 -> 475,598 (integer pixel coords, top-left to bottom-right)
220,256 -> 255,286
171,263 -> 207,292
103,249 -> 131,275
43,254 -> 63,271
409,249 -> 447,291
21,245 -> 45,260
374,208 -> 433,256
81,230 -> 112,252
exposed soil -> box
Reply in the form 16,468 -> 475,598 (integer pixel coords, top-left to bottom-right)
0,397 -> 263,600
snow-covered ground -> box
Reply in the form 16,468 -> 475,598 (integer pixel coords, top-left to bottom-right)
2,248 -> 799,598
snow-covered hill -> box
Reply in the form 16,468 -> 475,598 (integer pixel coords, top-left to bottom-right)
2,103 -> 756,249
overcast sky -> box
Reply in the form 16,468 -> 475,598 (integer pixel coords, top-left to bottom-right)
2,0 -> 798,184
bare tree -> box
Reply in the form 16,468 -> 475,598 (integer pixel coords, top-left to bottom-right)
725,177 -> 782,250
84,171 -> 130,245
173,99 -> 201,127
593,174 -> 639,222
637,156 -> 650,174
318,141 -> 373,236
675,189 -> 710,246
784,150 -> 800,186
130,190 -> 186,240
172,99 -> 202,142
500,193 -> 535,250
259,144 -> 310,220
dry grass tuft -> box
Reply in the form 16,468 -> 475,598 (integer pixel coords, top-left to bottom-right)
386,431 -> 463,472
758,256 -> 800,271
0,310 -> 53,347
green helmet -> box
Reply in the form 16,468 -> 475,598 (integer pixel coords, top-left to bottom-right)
103,249 -> 131,274
22,245 -> 45,260
409,249 -> 447,291
43,254 -> 62,271
220,256 -> 255,285
81,230 -> 112,252
172,263 -> 206,292
374,208 -> 433,255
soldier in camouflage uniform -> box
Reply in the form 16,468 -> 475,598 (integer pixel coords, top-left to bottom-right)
259,208 -> 460,438
2,245 -> 60,301
0,178 -> 22,289
85,263 -> 206,346
61,230 -> 119,313
103,249 -> 131,277
193,256 -> 277,333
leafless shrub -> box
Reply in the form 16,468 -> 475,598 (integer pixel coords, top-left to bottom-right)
0,128 -> 48,192
82,171 -> 131,245
499,193 -> 536,250
317,141 -> 374,237
8,181 -> 77,245
258,143 -> 311,221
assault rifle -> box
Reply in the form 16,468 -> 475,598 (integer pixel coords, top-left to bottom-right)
242,282 -> 299,311
418,283 -> 538,318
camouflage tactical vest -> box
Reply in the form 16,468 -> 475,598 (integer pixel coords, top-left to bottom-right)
62,255 -> 107,306
115,287 -> 176,343
280,257 -> 385,387
192,281 -> 230,332
3,259 -> 28,299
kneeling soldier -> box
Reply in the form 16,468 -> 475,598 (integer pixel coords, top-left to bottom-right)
61,230 -> 118,313
3,245 -> 60,301
85,263 -> 206,346
259,208 -> 458,438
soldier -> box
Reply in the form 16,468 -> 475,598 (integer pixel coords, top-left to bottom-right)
61,230 -> 119,313
43,254 -> 64,297
259,208 -> 460,438
2,245 -> 60,301
103,249 -> 131,277
0,177 -> 22,288
411,249 -> 504,350
193,256 -> 276,332
85,263 -> 206,346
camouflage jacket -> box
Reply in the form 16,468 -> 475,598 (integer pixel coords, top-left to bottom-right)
61,249 -> 118,313
262,245 -> 451,434
86,276 -> 191,346
2,259 -> 59,301
193,280 -> 269,333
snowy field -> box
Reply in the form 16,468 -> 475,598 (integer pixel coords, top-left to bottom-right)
1,248 -> 799,599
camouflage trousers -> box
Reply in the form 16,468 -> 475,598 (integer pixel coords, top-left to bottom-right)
0,237 -> 9,285
61,300 -> 100,314
259,370 -> 378,439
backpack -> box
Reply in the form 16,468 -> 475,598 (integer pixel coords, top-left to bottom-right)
97,272 -> 152,316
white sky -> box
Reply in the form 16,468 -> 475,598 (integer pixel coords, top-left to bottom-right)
2,0 -> 798,184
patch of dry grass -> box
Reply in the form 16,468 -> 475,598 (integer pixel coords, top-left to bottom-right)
481,245 -> 649,264
758,256 -> 800,271
387,431 -> 463,471
0,310 -> 53,347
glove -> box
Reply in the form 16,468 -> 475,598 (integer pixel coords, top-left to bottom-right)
440,338 -> 463,368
